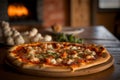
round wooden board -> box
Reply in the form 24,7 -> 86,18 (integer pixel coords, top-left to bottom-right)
5,55 -> 114,77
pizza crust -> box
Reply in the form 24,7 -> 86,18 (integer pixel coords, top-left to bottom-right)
5,55 -> 113,77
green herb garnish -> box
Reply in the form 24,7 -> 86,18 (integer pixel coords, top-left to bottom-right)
54,33 -> 84,43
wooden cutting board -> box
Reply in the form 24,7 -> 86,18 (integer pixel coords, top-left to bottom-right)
5,55 -> 114,77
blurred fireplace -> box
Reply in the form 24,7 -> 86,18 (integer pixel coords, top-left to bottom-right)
0,0 -> 43,25
8,3 -> 30,21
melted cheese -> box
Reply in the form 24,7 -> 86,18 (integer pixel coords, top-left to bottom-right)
11,42 -> 105,68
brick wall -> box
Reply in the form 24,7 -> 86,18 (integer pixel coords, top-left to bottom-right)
43,0 -> 66,27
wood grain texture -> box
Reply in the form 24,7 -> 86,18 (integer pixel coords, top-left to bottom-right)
71,0 -> 91,27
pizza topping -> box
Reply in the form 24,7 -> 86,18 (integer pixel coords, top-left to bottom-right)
56,58 -> 63,63
30,57 -> 39,62
9,42 -> 108,67
61,51 -> 68,58
86,55 -> 95,60
67,59 -> 74,65
50,59 -> 57,64
71,46 -> 77,50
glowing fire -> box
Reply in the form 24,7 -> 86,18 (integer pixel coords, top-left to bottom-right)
8,4 -> 29,17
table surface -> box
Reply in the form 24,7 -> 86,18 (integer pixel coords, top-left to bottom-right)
0,26 -> 120,80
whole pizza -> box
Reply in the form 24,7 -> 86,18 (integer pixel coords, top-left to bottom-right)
6,42 -> 111,72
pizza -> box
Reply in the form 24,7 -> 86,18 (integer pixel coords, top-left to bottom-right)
6,42 -> 111,72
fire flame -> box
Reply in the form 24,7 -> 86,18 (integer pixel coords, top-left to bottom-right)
8,4 -> 29,17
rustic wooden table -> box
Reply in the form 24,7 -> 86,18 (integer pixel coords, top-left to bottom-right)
0,26 -> 120,80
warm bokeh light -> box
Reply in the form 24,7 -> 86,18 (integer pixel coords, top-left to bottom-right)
8,4 -> 29,17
